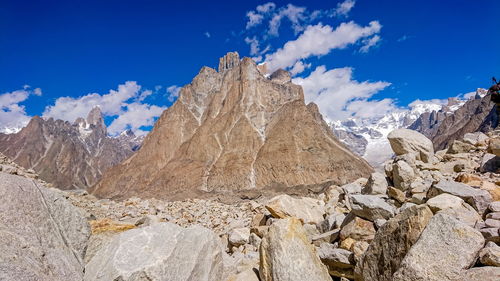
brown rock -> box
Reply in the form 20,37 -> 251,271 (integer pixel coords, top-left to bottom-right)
354,205 -> 433,281
0,107 -> 140,189
92,52 -> 373,200
339,213 -> 376,242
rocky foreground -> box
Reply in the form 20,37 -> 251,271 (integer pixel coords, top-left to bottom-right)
1,129 -> 500,280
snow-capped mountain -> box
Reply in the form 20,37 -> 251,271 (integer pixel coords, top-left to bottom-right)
331,90 -> 487,167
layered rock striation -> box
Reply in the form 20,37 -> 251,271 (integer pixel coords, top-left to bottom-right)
92,52 -> 373,200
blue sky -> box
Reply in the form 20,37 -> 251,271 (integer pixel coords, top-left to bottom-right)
1,0 -> 499,134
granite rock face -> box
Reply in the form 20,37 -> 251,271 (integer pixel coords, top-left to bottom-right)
259,218 -> 331,281
393,213 -> 485,281
84,223 -> 224,281
354,205 -> 433,281
93,52 -> 372,200
0,172 -> 90,281
0,107 -> 141,189
388,129 -> 434,162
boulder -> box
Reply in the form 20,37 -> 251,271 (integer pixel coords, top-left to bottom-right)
490,202 -> 500,212
428,180 -> 493,215
84,223 -> 223,281
259,218 -> 331,281
0,173 -> 90,281
388,129 -> 434,162
317,243 -> 355,279
463,132 -> 489,146
387,187 -> 406,203
446,140 -> 474,154
393,213 -> 485,281
349,195 -> 396,221
342,183 -> 362,194
229,228 -> 251,247
339,213 -> 376,242
362,172 -> 388,195
488,137 -> 500,156
392,161 -> 415,190
479,241 -> 500,266
426,193 -> 480,227
354,205 -> 433,281
265,194 -> 325,225
480,153 -> 500,173
226,268 -> 260,281
459,267 -> 500,281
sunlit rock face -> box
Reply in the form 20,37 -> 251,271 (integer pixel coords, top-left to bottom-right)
92,52 -> 372,200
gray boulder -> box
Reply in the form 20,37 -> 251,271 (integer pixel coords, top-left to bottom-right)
317,243 -> 355,279
362,172 -> 388,195
426,193 -> 481,227
259,218 -> 331,281
392,160 -> 415,190
479,241 -> 500,266
0,172 -> 90,281
393,213 -> 485,281
354,205 -> 433,281
428,180 -> 492,215
459,267 -> 500,281
349,195 -> 396,221
463,132 -> 488,146
388,129 -> 434,162
84,223 -> 224,281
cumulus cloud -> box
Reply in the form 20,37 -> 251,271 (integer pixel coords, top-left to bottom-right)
246,2 -> 276,29
43,81 -> 167,136
292,65 -> 391,121
204,32 -> 211,38
245,3 -> 308,36
0,86 -> 42,133
107,103 -> 164,136
264,21 -> 382,73
268,4 -> 307,36
166,85 -> 181,102
359,35 -> 381,53
333,0 -> 356,17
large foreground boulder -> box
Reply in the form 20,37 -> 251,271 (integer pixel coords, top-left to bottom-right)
354,205 -> 433,281
388,129 -> 434,162
0,172 -> 90,281
84,223 -> 223,281
393,213 -> 484,281
259,218 -> 331,281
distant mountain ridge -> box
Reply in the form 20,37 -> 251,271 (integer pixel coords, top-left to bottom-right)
331,93 -> 485,166
410,88 -> 497,150
0,107 -> 142,189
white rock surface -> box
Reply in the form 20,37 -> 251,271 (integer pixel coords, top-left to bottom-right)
259,218 -> 331,281
388,129 -> 434,163
393,213 -> 485,281
84,223 -> 224,281
265,194 -> 325,225
0,172 -> 90,281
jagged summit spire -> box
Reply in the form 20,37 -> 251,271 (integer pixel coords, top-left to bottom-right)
218,51 -> 240,73
86,106 -> 104,127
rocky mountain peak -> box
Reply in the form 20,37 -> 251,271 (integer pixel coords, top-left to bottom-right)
218,51 -> 240,73
270,69 -> 291,84
93,52 -> 372,200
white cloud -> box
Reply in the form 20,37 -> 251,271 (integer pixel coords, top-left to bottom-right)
264,21 -> 382,73
43,81 -> 166,136
245,36 -> 261,56
397,35 -> 413,42
107,102 -> 164,136
333,0 -> 356,17
166,85 -> 181,102
246,2 -> 276,29
204,32 -> 211,38
289,61 -> 311,76
359,35 -> 381,53
292,65 -> 391,121
268,4 -> 307,36
0,86 -> 42,133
